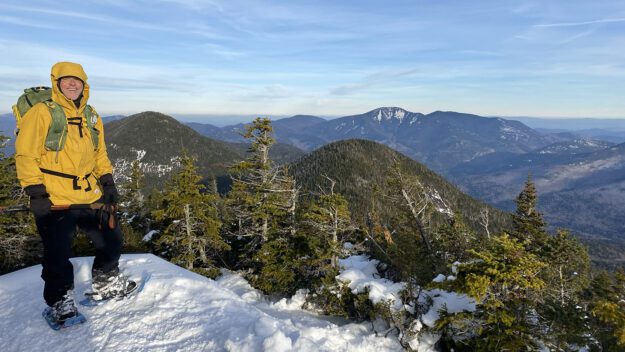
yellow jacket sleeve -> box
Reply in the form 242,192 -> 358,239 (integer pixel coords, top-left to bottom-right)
15,104 -> 50,188
93,113 -> 113,178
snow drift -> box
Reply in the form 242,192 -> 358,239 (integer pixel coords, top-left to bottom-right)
0,254 -> 402,352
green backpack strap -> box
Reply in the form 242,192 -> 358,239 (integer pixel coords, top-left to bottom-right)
42,102 -> 100,151
43,101 -> 68,151
84,105 -> 100,150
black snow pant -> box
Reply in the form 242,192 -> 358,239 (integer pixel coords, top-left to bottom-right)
35,208 -> 123,306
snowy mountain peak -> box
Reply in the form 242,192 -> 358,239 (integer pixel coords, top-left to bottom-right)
371,107 -> 410,123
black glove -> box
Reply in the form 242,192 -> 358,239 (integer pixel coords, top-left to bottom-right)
25,184 -> 52,218
99,173 -> 119,205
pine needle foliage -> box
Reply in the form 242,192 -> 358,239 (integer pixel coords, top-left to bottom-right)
226,118 -> 294,253
152,152 -> 228,276
445,234 -> 547,350
224,118 -> 302,294
592,269 -> 625,348
0,135 -> 39,273
538,230 -> 592,348
119,159 -> 149,252
511,174 -> 548,249
301,176 -> 354,270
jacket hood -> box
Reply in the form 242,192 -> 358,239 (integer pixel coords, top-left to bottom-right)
50,61 -> 90,112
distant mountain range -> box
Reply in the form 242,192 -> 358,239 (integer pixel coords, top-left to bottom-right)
512,116 -> 625,131
189,107 -> 555,173
185,107 -> 625,267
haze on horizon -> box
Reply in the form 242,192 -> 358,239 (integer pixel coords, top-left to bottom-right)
1,0 -> 624,120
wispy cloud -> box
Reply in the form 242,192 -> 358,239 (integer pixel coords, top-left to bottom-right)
533,18 -> 625,28
558,29 -> 596,44
0,4 -> 228,39
0,15 -> 59,29
330,68 -> 420,96
201,43 -> 246,58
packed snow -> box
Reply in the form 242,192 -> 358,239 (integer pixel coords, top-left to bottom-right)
0,253 -> 476,351
337,256 -> 407,310
0,254 -> 402,352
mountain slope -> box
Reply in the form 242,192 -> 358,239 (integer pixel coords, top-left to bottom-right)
451,143 -> 625,244
105,111 -> 242,187
105,112 -> 306,191
0,254 -> 402,352
290,139 -> 511,233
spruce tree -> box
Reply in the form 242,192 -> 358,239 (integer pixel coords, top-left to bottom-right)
432,215 -> 476,264
541,230 -> 590,305
443,234 -> 547,350
122,160 -> 145,219
592,269 -> 625,348
223,118 -> 301,294
383,159 -> 438,284
152,153 -> 228,276
119,159 -> 149,251
302,176 -> 354,270
512,174 -> 548,249
0,135 -> 39,273
538,230 -> 591,349
225,118 -> 296,265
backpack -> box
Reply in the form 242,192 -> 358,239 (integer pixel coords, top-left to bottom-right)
12,87 -> 100,151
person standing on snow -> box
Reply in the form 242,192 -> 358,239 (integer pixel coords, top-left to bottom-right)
15,62 -> 135,324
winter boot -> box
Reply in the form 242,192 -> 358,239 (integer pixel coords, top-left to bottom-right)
91,270 -> 137,300
48,290 -> 79,323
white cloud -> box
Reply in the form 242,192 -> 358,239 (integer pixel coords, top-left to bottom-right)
533,18 -> 625,28
0,14 -> 60,29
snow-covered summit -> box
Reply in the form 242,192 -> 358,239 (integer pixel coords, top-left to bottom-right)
0,254 -> 401,352
368,107 -> 420,124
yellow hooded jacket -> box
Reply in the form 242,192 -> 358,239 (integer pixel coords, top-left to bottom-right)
15,62 -> 113,205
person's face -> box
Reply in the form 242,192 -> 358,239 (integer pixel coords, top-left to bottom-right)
59,76 -> 84,101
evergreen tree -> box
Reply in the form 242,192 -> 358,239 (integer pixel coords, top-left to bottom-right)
541,230 -> 590,305
0,135 -> 39,273
383,159 -> 439,284
592,269 -> 625,348
511,174 -> 548,249
121,160 -> 146,221
152,153 -> 228,277
251,170 -> 302,295
223,118 -> 302,293
442,234 -> 547,350
432,215 -> 476,264
302,176 -> 354,270
538,230 -> 591,349
119,159 -> 149,252
225,118 -> 296,265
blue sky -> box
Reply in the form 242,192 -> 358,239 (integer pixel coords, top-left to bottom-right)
1,0 -> 624,122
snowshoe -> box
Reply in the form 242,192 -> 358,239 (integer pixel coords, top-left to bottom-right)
42,290 -> 86,330
80,272 -> 150,307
